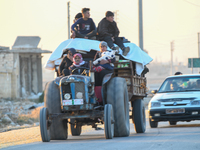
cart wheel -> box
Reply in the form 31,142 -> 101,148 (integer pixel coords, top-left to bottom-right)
40,107 -> 51,142
104,104 -> 114,139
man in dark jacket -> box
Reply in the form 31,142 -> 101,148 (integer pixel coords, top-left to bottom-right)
58,48 -> 76,76
71,8 -> 97,39
97,11 -> 130,56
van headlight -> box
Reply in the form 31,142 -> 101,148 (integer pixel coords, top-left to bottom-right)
150,102 -> 161,107
64,93 -> 71,100
191,101 -> 200,105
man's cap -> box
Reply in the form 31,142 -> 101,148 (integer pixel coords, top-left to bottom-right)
99,41 -> 108,48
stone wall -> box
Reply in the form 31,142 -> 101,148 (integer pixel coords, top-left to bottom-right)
0,53 -> 14,72
0,51 -> 43,99
0,52 -> 16,98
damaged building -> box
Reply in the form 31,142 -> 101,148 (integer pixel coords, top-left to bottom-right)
0,36 -> 51,99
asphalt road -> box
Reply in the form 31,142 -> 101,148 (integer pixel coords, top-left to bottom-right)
2,117 -> 200,150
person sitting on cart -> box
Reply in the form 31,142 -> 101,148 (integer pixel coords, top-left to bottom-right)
97,11 -> 130,56
73,12 -> 82,24
71,8 -> 97,39
174,71 -> 182,75
93,41 -> 115,86
93,41 -> 115,72
70,13 -> 83,38
69,53 -> 89,75
58,48 -> 76,76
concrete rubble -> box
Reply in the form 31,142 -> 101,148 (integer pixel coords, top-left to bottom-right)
0,98 -> 43,132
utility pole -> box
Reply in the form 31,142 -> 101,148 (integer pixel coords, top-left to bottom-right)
138,0 -> 143,50
67,1 -> 70,39
170,41 -> 174,75
198,32 -> 200,73
113,10 -> 119,23
198,33 -> 200,58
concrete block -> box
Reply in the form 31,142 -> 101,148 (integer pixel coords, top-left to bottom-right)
0,73 -> 12,98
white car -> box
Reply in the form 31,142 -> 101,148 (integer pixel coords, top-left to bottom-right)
148,74 -> 200,128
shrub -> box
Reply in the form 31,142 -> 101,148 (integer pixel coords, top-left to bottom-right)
38,91 -> 44,103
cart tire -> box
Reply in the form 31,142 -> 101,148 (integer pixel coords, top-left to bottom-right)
132,99 -> 146,133
104,104 -> 114,139
106,77 -> 130,137
44,81 -> 68,140
70,119 -> 82,136
169,121 -> 177,125
149,118 -> 158,128
39,107 -> 51,142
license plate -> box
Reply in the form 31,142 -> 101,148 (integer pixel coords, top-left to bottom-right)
63,99 -> 83,106
166,108 -> 185,114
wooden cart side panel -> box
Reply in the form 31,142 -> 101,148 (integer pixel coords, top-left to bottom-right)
113,61 -> 147,98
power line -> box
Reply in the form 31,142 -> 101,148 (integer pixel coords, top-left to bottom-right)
70,2 -> 82,9
46,22 -> 67,44
119,17 -> 136,26
119,12 -> 138,24
113,10 -> 119,23
183,0 -> 200,7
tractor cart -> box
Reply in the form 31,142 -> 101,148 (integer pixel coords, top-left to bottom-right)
40,39 -> 151,142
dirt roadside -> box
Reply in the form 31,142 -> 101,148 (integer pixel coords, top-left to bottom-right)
0,125 -> 98,149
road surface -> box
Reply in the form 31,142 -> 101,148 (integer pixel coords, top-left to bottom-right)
1,113 -> 200,150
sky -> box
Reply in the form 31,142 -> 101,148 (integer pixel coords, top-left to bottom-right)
0,0 -> 200,66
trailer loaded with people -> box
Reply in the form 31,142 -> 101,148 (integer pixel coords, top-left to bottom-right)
40,38 -> 152,142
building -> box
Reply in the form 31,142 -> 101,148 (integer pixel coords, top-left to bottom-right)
0,36 -> 51,99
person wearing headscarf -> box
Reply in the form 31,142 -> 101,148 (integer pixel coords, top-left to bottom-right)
69,53 -> 89,75
58,48 -> 76,76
